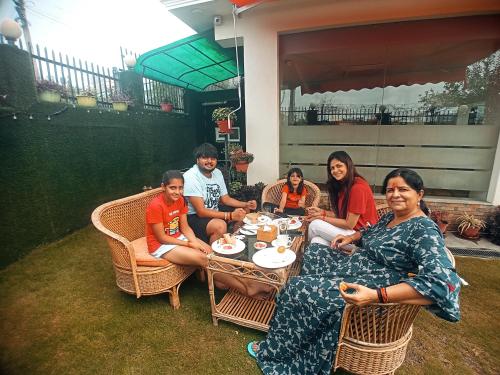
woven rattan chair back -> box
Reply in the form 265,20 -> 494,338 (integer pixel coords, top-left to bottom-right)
91,188 -> 195,308
94,188 -> 162,269
334,303 -> 421,374
261,179 -> 321,209
376,204 -> 391,220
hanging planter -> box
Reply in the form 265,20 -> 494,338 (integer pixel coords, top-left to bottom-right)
229,145 -> 254,174
234,161 -> 249,173
39,90 -> 61,103
212,107 -> 237,134
76,89 -> 97,108
160,102 -> 173,112
160,96 -> 174,112
110,91 -> 131,112
36,80 -> 66,103
217,119 -> 233,134
112,102 -> 128,112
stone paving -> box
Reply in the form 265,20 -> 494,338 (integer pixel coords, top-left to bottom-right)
445,232 -> 500,253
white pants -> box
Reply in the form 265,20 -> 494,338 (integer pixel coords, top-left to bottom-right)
307,219 -> 355,246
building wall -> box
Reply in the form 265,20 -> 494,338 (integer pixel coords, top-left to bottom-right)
317,193 -> 496,233
213,0 -> 500,203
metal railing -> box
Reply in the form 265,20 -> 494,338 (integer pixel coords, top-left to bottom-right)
281,105 -> 484,126
0,36 -> 185,112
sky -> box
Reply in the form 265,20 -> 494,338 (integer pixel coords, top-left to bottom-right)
0,0 -> 195,69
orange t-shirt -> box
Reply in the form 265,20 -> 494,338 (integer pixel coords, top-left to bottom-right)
282,184 -> 307,209
146,195 -> 188,253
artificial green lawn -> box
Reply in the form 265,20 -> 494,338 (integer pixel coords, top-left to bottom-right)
1,227 -> 499,374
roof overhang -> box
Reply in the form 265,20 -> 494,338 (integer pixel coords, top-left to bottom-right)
280,15 -> 500,93
135,32 -> 241,91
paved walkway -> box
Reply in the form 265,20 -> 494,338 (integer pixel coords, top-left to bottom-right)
445,232 -> 500,253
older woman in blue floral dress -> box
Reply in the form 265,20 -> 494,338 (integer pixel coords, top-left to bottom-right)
248,168 -> 461,375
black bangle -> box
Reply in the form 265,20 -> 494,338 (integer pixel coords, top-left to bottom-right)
376,288 -> 383,303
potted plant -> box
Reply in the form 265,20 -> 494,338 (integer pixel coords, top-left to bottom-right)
160,97 -> 174,112
212,107 -> 237,134
430,210 -> 449,235
110,91 -> 131,112
229,145 -> 254,173
456,212 -> 486,240
36,80 -> 66,103
76,89 -> 97,108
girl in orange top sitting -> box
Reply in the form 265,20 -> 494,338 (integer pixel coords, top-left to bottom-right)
273,168 -> 307,216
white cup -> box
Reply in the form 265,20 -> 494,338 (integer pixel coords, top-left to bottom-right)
276,234 -> 292,247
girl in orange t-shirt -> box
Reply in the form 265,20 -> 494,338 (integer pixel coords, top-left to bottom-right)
274,168 -> 307,216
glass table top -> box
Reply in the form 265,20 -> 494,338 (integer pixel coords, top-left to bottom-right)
213,212 -> 304,263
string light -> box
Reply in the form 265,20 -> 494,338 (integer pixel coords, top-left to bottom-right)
12,114 -> 17,120
29,114 -> 33,120
47,115 -> 51,121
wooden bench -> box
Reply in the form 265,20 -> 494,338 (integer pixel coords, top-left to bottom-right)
91,188 -> 196,309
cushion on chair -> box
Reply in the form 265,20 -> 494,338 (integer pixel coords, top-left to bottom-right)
131,237 -> 171,267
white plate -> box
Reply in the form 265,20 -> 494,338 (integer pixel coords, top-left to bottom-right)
271,239 -> 292,248
239,228 -> 257,236
252,248 -> 296,269
243,215 -> 272,225
253,241 -> 268,250
272,217 -> 302,231
211,238 -> 246,255
243,223 -> 259,230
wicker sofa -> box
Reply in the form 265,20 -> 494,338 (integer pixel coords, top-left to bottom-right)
91,188 -> 196,309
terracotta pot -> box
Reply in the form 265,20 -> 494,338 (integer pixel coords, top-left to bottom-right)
234,162 -> 249,173
216,119 -> 233,134
438,222 -> 449,235
460,226 -> 480,239
160,103 -> 173,112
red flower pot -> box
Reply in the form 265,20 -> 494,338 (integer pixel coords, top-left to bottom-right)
160,103 -> 173,112
234,162 -> 249,173
216,119 -> 233,134
460,226 -> 480,239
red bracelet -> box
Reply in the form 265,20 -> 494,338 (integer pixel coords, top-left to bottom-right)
229,212 -> 232,221
380,287 -> 389,303
322,210 -> 326,219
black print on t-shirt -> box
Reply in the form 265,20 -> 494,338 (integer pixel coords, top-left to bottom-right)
205,184 -> 221,209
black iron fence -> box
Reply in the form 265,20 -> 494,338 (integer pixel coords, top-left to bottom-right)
281,105 -> 483,126
1,36 -> 185,112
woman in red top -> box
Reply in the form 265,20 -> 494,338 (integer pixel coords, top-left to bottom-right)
306,151 -> 378,247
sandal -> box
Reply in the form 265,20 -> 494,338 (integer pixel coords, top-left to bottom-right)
247,341 -> 259,359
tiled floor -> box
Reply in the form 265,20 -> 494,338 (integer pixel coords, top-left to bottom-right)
445,232 -> 500,252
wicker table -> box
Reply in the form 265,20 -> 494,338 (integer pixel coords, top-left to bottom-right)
206,214 -> 305,332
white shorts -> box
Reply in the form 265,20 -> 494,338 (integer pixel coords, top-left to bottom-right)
151,234 -> 187,259
307,219 -> 355,246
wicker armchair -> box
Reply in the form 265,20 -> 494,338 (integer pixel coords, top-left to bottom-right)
91,188 -> 196,309
261,179 -> 321,209
334,303 -> 421,375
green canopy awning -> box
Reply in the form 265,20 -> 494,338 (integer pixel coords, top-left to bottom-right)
135,33 -> 241,91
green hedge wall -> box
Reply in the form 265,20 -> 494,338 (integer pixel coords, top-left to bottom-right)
0,102 -> 197,268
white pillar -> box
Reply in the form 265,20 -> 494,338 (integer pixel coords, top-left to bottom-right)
487,133 -> 500,204
243,29 -> 280,185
